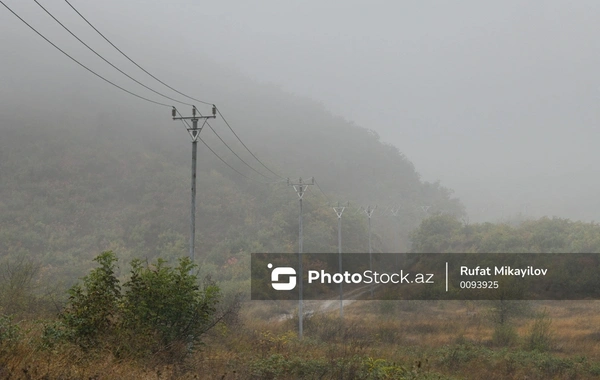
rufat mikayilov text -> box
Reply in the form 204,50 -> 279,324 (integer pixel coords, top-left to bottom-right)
308,270 -> 435,284
460,266 -> 548,278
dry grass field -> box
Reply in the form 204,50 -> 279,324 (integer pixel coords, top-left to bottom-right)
3,300 -> 600,379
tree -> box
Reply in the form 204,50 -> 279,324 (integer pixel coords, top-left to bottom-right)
121,257 -> 220,357
61,251 -> 121,348
59,252 -> 221,360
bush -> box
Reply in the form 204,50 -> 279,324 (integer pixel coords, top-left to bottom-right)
61,251 -> 121,348
0,258 -> 42,317
121,257 -> 220,357
40,320 -> 71,351
59,251 -> 221,361
492,323 -> 518,347
526,309 -> 553,352
0,315 -> 20,347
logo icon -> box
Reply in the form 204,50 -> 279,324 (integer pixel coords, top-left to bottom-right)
268,263 -> 297,290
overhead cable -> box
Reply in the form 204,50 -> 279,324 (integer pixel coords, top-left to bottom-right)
0,1 -> 171,108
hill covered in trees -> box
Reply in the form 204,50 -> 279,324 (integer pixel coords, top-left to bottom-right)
411,214 -> 600,253
0,72 -> 463,290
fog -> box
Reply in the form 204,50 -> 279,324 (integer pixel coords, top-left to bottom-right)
2,0 -> 600,222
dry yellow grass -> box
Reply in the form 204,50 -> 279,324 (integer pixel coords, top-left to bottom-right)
4,300 -> 600,379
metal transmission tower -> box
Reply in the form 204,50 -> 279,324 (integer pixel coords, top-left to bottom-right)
172,106 -> 216,265
361,205 -> 377,298
288,177 -> 314,339
333,201 -> 349,318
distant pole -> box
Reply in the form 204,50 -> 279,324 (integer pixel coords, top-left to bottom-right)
389,205 -> 401,270
288,177 -> 314,339
333,201 -> 348,318
172,106 -> 216,265
362,205 -> 377,297
190,124 -> 197,262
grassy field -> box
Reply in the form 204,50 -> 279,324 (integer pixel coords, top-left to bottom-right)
3,300 -> 600,379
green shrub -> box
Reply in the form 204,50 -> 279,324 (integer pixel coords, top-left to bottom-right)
526,309 -> 553,352
61,251 -> 121,348
0,315 -> 20,346
439,344 -> 479,368
492,323 -> 518,347
40,320 -> 71,350
59,251 -> 221,361
121,257 -> 220,357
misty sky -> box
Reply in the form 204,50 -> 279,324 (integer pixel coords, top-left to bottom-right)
3,1 -> 600,222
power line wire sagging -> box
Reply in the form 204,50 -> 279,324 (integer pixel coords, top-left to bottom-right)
4,1 -> 285,184
65,0 -> 213,106
63,0 -> 285,181
174,109 -> 279,184
34,0 -> 193,107
215,106 -> 286,180
63,0 -> 213,106
192,107 -> 280,181
0,1 -> 172,108
314,179 -> 332,205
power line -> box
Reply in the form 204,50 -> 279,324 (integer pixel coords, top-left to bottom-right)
192,108 -> 278,180
313,178 -> 332,205
63,0 -> 284,181
204,122 -> 279,180
64,0 -> 213,106
199,135 -> 281,184
4,2 -> 375,209
34,0 -> 194,107
175,110 -> 279,184
215,106 -> 285,180
0,1 -> 171,108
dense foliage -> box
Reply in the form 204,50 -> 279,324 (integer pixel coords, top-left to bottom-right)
411,214 -> 600,253
58,251 -> 220,359
0,109 -> 463,289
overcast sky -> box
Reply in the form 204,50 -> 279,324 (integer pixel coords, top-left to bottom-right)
3,1 -> 600,222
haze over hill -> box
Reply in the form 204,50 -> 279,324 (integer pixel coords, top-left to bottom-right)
0,1 -> 465,285
3,1 -> 600,223
6,4 -> 600,378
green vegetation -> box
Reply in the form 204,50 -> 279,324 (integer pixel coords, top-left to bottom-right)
411,214 -> 600,254
0,118 -> 462,289
2,82 -> 600,378
55,251 -> 220,361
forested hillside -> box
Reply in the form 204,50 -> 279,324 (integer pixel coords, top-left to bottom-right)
0,79 -> 463,289
411,214 -> 600,253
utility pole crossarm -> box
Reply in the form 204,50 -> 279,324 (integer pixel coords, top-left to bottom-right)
288,177 -> 314,200
172,106 -> 216,142
388,205 -> 401,217
332,201 -> 349,219
362,204 -> 377,218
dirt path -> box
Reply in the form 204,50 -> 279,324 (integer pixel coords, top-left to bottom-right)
276,284 -> 377,321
